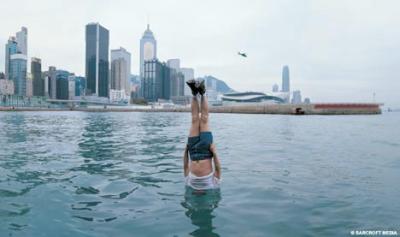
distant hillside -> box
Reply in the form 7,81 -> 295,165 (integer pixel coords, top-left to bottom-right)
199,75 -> 235,94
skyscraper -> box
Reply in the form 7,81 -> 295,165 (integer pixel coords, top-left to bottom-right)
31,57 -> 44,96
44,66 -> 57,99
74,76 -> 86,96
9,54 -> 27,96
291,90 -> 302,104
142,59 -> 170,101
167,59 -> 184,98
111,47 -> 131,95
170,71 -> 185,98
163,66 -> 171,100
68,75 -> 76,100
16,27 -> 28,55
282,65 -> 290,92
282,65 -> 290,103
140,24 -> 157,78
167,59 -> 180,70
56,70 -> 70,100
43,74 -> 49,97
180,68 -> 195,96
26,73 -> 33,97
85,23 -> 109,97
5,27 -> 28,81
5,37 -> 18,79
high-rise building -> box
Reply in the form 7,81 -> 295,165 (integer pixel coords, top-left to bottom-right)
111,59 -> 126,90
180,68 -> 195,96
129,74 -> 140,99
282,65 -> 290,92
272,83 -> 279,92
9,54 -> 27,96
85,23 -> 109,97
5,27 -> 28,81
43,75 -> 49,97
74,76 -> 86,96
167,59 -> 180,70
282,65 -> 290,103
140,24 -> 157,79
31,57 -> 44,96
44,66 -> 57,99
291,90 -> 302,104
26,73 -> 33,97
56,70 -> 70,100
68,75 -> 76,99
163,67 -> 171,100
16,27 -> 28,55
168,69 -> 177,99
142,59 -> 185,102
167,59 -> 185,98
170,71 -> 185,97
5,37 -> 18,79
111,47 -> 131,95
177,72 -> 185,97
142,59 -> 171,101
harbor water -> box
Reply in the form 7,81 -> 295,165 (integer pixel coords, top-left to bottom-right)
0,112 -> 399,236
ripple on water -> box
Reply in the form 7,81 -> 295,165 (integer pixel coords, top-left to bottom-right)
0,202 -> 31,218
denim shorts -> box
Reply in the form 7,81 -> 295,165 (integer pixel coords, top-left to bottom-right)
187,131 -> 213,161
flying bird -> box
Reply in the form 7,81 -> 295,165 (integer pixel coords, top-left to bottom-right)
238,52 -> 247,58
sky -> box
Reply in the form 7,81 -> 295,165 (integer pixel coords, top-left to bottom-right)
0,0 -> 399,107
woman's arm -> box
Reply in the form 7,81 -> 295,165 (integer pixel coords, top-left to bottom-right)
210,144 -> 221,179
183,145 -> 189,177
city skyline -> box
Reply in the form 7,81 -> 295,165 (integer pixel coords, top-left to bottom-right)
0,0 -> 399,107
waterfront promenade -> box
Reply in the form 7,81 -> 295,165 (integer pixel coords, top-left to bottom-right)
0,103 -> 382,115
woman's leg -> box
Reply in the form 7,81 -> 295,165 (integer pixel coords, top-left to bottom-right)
200,95 -> 210,132
189,96 -> 200,137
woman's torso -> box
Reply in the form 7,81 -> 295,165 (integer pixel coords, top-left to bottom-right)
189,159 -> 213,176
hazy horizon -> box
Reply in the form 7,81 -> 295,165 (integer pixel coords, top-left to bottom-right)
1,0 -> 399,107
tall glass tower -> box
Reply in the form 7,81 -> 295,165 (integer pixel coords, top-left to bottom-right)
10,54 -> 27,96
140,24 -> 157,79
5,37 -> 18,79
85,23 -> 109,97
282,65 -> 290,92
31,57 -> 43,96
16,27 -> 28,55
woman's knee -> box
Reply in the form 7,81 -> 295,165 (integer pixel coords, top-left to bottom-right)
200,114 -> 209,124
192,116 -> 200,124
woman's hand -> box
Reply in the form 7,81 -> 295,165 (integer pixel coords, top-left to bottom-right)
210,143 -> 217,156
210,144 -> 221,179
183,145 -> 189,177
